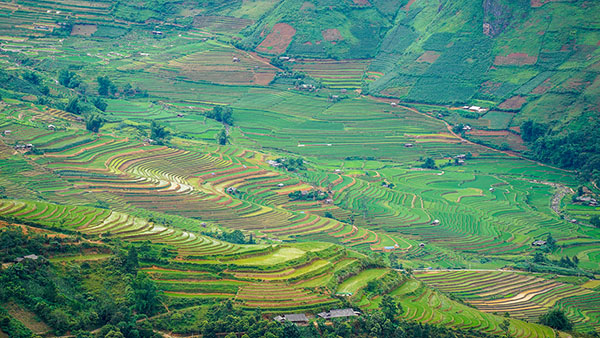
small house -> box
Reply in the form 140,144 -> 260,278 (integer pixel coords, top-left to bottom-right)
232,56 -> 240,62
457,159 -> 465,165
226,187 -> 237,194
48,124 -> 55,130
277,183 -> 285,187
15,254 -> 43,263
267,160 -> 281,167
273,313 -> 308,325
462,125 -> 472,131
279,56 -> 290,61
419,243 -> 426,248
404,143 -> 414,148
532,240 -> 546,246
3,130 -> 11,136
325,198 -> 333,204
177,113 -> 184,118
340,89 -> 347,93
318,309 -> 360,320
431,219 -> 440,225
489,187 -> 495,192
152,31 -> 163,36
390,102 -> 397,107
201,222 -> 207,227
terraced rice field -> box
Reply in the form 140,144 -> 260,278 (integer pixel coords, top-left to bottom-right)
291,59 -> 370,89
161,40 -> 278,86
0,198 -> 344,312
336,268 -> 388,295
391,279 -> 556,338
415,270 -> 600,332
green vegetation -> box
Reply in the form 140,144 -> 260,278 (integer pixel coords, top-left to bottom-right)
0,0 -> 598,337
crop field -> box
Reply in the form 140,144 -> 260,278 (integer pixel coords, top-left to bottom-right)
415,270 -> 600,332
391,280 -> 556,338
291,59 -> 370,89
0,0 -> 599,335
160,40 -> 279,86
336,268 -> 388,295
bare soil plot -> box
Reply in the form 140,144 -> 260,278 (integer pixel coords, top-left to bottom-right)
322,28 -> 343,42
71,24 -> 97,36
404,0 -> 417,11
494,53 -> 537,66
416,51 -> 440,63
257,23 -> 296,54
3,303 -> 51,334
531,0 -> 562,8
498,95 -> 527,110
352,0 -> 371,6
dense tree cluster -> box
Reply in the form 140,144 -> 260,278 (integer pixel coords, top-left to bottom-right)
421,157 -> 437,169
539,309 -> 573,331
521,119 -> 600,184
86,115 -> 106,133
288,190 -> 327,201
0,226 -> 88,263
201,229 -> 255,244
207,106 -> 234,125
216,128 -> 229,145
59,69 -> 82,89
150,121 -> 170,144
276,157 -> 306,171
0,233 -> 163,338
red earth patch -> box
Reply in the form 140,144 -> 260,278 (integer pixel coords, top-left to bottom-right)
404,0 -> 417,11
322,28 -> 343,42
531,0 -> 560,7
531,79 -> 553,94
498,96 -> 527,110
257,23 -> 296,55
416,51 -> 440,63
494,53 -> 537,66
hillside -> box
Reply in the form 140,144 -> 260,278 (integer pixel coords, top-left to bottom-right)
0,0 -> 599,337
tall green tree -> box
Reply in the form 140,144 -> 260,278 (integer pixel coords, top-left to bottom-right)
499,318 -> 511,337
539,308 -> 572,331
216,128 -> 228,145
59,69 -> 81,88
131,272 -> 161,316
590,215 -> 600,228
66,97 -> 82,115
125,246 -> 139,273
381,294 -> 402,322
97,76 -> 116,96
86,115 -> 105,133
150,121 -> 169,141
422,157 -> 437,169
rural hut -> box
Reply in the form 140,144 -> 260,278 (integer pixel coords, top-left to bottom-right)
532,240 -> 546,246
318,308 -> 360,320
273,313 -> 308,325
